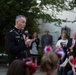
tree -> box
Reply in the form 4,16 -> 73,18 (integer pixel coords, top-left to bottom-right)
39,0 -> 76,25
0,0 -> 76,35
0,0 -> 76,47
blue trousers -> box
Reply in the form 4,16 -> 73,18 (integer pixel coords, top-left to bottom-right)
67,70 -> 73,75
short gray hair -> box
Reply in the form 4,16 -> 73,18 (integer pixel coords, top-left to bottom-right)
15,15 -> 26,21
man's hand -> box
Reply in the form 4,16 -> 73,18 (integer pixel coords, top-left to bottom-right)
25,39 -> 32,46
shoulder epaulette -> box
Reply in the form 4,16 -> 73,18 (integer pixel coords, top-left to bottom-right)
10,29 -> 14,32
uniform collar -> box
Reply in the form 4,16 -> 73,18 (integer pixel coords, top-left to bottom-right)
14,27 -> 23,33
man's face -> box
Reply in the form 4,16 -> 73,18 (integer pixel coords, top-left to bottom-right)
45,30 -> 49,34
16,17 -> 26,30
72,33 -> 76,39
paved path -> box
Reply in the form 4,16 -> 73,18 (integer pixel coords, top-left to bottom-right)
0,64 -> 8,75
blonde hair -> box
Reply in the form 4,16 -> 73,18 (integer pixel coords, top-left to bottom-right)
40,51 -> 59,73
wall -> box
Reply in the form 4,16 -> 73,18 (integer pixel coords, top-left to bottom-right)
38,22 -> 76,49
38,8 -> 76,49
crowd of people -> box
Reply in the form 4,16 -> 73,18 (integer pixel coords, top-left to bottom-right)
5,15 -> 76,75
56,31 -> 76,75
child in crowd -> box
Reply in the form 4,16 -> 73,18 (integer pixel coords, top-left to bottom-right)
7,60 -> 30,75
7,59 -> 37,75
59,52 -> 75,75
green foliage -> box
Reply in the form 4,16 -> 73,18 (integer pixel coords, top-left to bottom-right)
0,0 -> 76,36
0,0 -> 40,35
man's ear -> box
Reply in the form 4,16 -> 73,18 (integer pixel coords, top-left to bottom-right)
17,20 -> 18,23
16,20 -> 18,24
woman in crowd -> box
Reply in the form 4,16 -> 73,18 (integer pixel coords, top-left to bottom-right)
56,32 -> 68,75
33,51 -> 59,75
56,31 -> 68,61
30,32 -> 40,64
58,30 -> 69,40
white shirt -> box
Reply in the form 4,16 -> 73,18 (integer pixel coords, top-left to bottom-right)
30,42 -> 38,55
71,39 -> 76,47
56,39 -> 68,48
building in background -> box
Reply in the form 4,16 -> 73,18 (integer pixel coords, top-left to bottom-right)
38,9 -> 76,49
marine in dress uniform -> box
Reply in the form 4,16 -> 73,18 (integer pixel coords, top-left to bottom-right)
5,27 -> 30,64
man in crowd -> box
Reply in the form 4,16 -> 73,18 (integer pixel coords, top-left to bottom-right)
67,32 -> 76,57
41,29 -> 53,53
